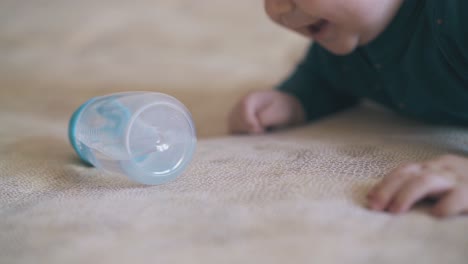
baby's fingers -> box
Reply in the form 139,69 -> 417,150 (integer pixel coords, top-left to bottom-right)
228,95 -> 264,134
432,187 -> 468,218
387,174 -> 454,214
368,164 -> 421,211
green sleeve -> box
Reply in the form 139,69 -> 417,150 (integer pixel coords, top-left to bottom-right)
276,44 -> 358,122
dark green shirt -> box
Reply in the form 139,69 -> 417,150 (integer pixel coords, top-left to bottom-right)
278,0 -> 468,125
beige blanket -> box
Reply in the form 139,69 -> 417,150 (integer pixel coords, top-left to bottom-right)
1,1 -> 468,263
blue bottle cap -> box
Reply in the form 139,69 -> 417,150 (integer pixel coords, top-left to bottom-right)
68,99 -> 95,166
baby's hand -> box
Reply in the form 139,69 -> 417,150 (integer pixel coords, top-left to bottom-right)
367,154 -> 468,218
228,90 -> 305,134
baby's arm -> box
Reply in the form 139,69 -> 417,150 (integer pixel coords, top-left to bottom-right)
368,0 -> 468,218
228,44 -> 358,134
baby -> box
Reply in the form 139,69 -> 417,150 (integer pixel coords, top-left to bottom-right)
228,0 -> 468,217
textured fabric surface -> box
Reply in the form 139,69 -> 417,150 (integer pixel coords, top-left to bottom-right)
1,1 -> 468,264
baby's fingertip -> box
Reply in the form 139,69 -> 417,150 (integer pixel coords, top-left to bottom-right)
250,125 -> 265,134
388,204 -> 404,214
368,205 -> 380,211
366,194 -> 389,211
431,207 -> 449,219
431,210 -> 446,219
366,192 -> 378,202
367,200 -> 384,211
243,121 -> 260,134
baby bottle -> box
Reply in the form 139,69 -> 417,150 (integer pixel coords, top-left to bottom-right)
68,92 -> 197,185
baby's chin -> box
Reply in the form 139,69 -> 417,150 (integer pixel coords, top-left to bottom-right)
316,35 -> 361,56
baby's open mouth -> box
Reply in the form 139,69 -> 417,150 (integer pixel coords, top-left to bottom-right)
307,19 -> 329,35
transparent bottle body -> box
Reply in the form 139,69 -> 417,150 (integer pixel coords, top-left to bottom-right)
72,92 -> 196,185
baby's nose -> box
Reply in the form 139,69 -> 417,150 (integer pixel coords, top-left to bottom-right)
272,0 -> 295,14
265,0 -> 294,18
265,0 -> 314,29
280,8 -> 314,29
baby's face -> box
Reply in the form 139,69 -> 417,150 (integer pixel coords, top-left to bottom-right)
265,0 -> 403,55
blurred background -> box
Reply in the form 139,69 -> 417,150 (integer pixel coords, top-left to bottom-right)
0,0 -> 308,137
